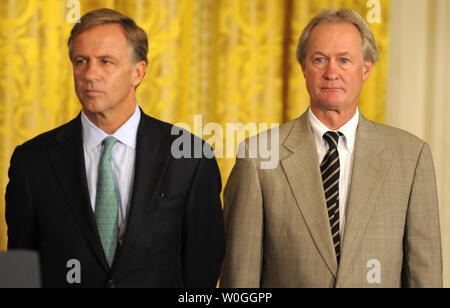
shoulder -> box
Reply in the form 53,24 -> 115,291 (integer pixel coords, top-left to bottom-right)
140,113 -> 173,136
366,119 -> 426,150
13,116 -> 80,156
241,117 -> 298,148
359,116 -> 432,172
140,112 -> 216,165
140,113 -> 206,145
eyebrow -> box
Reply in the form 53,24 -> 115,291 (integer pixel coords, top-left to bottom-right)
311,51 -> 352,57
336,52 -> 352,57
72,54 -> 117,60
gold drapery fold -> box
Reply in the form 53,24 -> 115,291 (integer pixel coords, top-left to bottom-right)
0,0 -> 389,250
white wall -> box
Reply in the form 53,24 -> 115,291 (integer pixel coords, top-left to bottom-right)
387,0 -> 450,287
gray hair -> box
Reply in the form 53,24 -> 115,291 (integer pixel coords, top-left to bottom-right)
296,9 -> 379,65
68,8 -> 148,65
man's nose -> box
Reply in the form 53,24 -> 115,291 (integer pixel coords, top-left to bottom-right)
84,61 -> 100,81
323,60 -> 339,80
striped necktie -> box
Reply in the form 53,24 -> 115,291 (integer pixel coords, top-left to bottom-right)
320,131 -> 342,263
95,136 -> 119,267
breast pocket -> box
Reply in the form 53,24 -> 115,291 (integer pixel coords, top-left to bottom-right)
153,192 -> 185,210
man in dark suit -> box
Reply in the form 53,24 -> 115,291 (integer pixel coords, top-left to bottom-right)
5,8 -> 225,288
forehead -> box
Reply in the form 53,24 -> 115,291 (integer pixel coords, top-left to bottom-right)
307,21 -> 363,55
72,23 -> 129,57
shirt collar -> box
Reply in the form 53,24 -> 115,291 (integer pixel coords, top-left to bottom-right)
81,105 -> 141,151
308,107 -> 359,153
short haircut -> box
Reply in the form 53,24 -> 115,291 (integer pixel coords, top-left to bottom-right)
68,8 -> 148,65
296,9 -> 379,65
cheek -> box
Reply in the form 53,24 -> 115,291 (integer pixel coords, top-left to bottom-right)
110,72 -> 134,92
341,75 -> 363,98
73,71 -> 88,87
304,70 -> 321,87
73,74 -> 83,91
73,71 -> 80,83
346,70 -> 364,86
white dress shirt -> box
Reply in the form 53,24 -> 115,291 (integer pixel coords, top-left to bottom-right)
81,105 -> 140,227
308,107 -> 359,238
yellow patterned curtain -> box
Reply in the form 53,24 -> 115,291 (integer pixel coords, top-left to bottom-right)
0,0 -> 389,250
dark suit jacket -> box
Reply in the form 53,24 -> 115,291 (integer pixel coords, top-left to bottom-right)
5,109 -> 225,288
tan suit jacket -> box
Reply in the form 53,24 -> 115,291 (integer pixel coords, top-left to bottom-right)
220,111 -> 442,288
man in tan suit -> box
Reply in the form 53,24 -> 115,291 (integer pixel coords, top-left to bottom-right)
220,9 -> 442,288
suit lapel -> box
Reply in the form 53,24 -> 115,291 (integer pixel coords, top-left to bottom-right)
48,115 -> 109,270
281,113 -> 339,277
117,111 -> 172,256
337,115 -> 389,280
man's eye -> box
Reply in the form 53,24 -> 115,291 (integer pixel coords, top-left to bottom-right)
74,59 -> 86,65
102,59 -> 112,64
340,58 -> 349,64
314,58 -> 325,63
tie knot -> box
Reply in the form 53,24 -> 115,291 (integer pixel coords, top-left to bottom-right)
323,131 -> 342,149
102,136 -> 117,155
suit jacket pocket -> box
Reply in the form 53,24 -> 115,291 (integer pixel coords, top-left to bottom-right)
153,193 -> 185,210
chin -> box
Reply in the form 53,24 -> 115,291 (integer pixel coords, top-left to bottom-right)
80,99 -> 108,115
318,99 -> 344,110
316,94 -> 347,108
326,101 -> 345,107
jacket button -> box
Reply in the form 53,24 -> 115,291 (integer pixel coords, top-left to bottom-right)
108,280 -> 116,288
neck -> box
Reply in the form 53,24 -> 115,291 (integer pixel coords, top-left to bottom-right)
84,102 -> 137,135
310,105 -> 357,130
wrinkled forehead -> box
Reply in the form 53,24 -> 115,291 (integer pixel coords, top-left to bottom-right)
307,21 -> 363,56
71,24 -> 133,61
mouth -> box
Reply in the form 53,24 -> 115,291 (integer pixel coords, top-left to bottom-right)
84,90 -> 104,96
321,87 -> 344,91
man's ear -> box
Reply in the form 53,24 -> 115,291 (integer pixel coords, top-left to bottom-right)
362,60 -> 374,82
132,60 -> 147,88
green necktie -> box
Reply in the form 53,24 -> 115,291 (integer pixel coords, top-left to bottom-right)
95,136 -> 119,267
